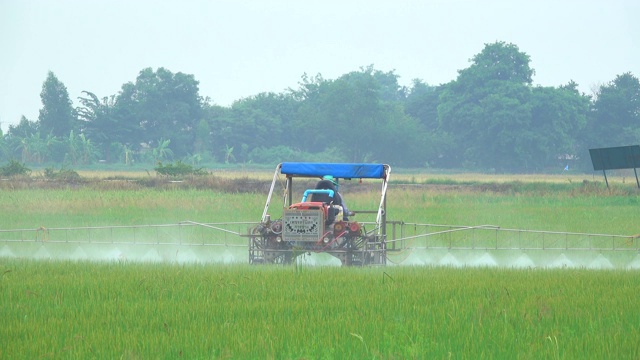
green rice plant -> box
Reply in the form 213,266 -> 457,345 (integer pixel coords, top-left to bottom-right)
1,182 -> 639,239
384,188 -> 640,235
1,260 -> 639,359
0,189 -> 266,229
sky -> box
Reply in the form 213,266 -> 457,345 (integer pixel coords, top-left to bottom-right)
1,0 -> 638,133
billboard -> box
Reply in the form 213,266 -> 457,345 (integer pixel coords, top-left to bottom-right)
589,145 -> 640,171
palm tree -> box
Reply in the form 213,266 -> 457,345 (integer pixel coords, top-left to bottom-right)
15,136 -> 31,163
66,130 -> 79,165
224,144 -> 236,164
15,132 -> 45,163
0,128 -> 9,161
42,132 -> 59,163
78,134 -> 96,164
151,138 -> 174,163
122,144 -> 134,165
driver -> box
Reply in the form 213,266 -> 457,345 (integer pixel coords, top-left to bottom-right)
321,175 -> 353,220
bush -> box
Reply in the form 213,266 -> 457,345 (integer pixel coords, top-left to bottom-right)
0,160 -> 31,177
44,167 -> 82,182
154,161 -> 208,177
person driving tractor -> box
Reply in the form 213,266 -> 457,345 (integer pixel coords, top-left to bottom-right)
320,175 -> 353,220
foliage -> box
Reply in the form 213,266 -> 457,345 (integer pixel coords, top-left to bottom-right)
38,71 -> 76,137
291,66 -> 426,165
438,42 -> 537,171
5,44 -> 639,172
116,67 -> 203,158
43,166 -> 82,182
585,72 -> 640,147
7,116 -> 39,138
0,160 -> 31,177
192,119 -> 211,156
64,130 -> 97,165
77,91 -> 137,162
149,138 -> 174,163
154,160 -> 207,177
0,129 -> 6,162
529,83 -> 589,170
1,261 -> 639,359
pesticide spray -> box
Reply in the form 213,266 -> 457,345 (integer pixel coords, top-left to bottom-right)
1,221 -> 638,268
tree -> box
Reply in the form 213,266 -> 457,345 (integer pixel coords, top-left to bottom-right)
8,116 -> 38,138
65,130 -> 80,165
290,67 -> 428,165
404,80 -> 441,132
438,41 -> 536,170
404,81 -> 451,167
528,83 -> 589,170
347,65 -> 408,102
223,144 -> 236,164
290,73 -> 334,153
150,138 -> 174,163
0,128 -> 8,162
461,41 -> 534,86
378,103 -> 433,167
301,71 -> 381,161
77,91 -> 138,162
38,71 -> 76,137
116,67 -> 203,157
15,132 -> 45,164
207,92 -> 299,163
78,133 -> 97,165
193,119 -> 211,157
586,72 -> 640,148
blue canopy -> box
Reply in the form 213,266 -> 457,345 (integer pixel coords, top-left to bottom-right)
280,162 -> 386,179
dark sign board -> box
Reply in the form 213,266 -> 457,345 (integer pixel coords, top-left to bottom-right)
589,145 -> 640,171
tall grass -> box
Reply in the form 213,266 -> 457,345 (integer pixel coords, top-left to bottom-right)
2,172 -> 640,358
382,188 -> 640,235
1,260 -> 638,359
1,183 -> 639,236
0,189 -> 265,229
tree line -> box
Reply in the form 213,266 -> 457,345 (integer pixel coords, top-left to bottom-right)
1,41 -> 638,172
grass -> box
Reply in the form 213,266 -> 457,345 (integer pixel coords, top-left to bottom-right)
386,187 -> 640,235
0,188 -> 266,229
1,176 -> 639,241
1,171 -> 640,358
1,260 -> 639,359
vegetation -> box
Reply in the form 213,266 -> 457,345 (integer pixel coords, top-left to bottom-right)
0,171 -> 639,358
0,160 -> 30,177
1,261 -> 639,359
154,161 -> 208,177
2,41 -> 639,172
38,71 -> 75,138
43,167 -> 82,182
0,173 -> 638,235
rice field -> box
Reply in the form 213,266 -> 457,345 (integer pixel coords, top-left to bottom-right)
1,260 -> 639,359
1,171 -> 640,358
1,180 -> 639,235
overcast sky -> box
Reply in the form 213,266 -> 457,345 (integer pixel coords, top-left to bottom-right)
1,0 -> 638,132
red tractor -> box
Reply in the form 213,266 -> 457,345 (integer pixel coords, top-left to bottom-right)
249,162 -> 391,266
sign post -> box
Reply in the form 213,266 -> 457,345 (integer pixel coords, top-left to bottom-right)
589,145 -> 640,189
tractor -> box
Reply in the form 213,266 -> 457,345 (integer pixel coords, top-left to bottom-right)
248,162 -> 391,266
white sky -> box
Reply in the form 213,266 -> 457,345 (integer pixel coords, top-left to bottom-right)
1,0 -> 638,132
